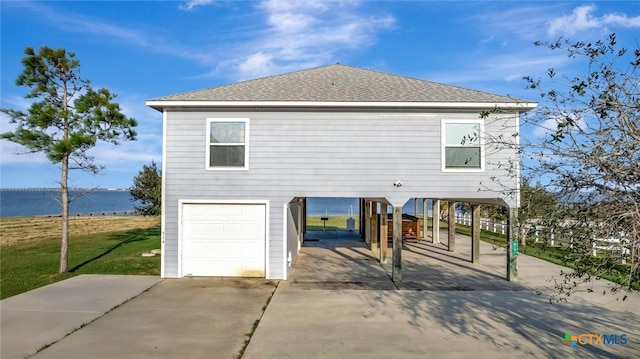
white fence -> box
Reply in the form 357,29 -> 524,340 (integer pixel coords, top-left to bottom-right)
453,214 -> 637,262
454,214 -> 507,234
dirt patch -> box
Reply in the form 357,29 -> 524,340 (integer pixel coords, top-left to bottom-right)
0,216 -> 160,247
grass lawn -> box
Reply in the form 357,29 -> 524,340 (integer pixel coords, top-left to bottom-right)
307,215 -> 360,231
1,226 -> 160,299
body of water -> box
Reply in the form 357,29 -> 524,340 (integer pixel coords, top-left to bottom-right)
0,190 -> 431,218
305,197 -> 432,216
0,190 -> 137,217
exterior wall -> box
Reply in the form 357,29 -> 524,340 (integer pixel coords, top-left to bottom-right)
286,203 -> 300,278
161,108 -> 520,278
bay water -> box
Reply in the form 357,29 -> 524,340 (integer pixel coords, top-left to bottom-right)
0,190 -> 137,217
0,190 -> 430,218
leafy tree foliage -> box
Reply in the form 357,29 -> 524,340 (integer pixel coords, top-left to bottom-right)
130,161 -> 162,216
1,46 -> 137,273
522,34 -> 639,295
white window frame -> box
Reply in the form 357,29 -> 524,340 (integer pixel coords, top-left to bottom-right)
441,119 -> 485,172
206,118 -> 249,171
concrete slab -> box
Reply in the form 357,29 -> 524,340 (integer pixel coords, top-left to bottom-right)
1,275 -> 162,359
243,230 -> 639,359
244,289 -> 638,359
30,278 -> 278,359
283,231 -> 395,290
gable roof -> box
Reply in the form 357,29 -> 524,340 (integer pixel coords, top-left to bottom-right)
147,64 -> 536,110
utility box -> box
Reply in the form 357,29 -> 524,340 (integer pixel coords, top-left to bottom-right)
346,218 -> 356,231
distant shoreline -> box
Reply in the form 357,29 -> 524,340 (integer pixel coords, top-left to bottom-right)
0,190 -> 136,217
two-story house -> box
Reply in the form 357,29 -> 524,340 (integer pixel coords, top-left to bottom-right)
146,64 -> 536,281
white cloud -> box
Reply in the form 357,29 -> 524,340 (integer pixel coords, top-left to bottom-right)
531,113 -> 586,138
259,0 -> 330,14
603,12 -> 640,27
15,2 -> 215,66
237,52 -> 275,79
471,4 -> 565,41
548,5 -> 640,37
179,0 -> 215,12
11,1 -> 393,82
222,0 -> 395,79
0,142 -> 49,165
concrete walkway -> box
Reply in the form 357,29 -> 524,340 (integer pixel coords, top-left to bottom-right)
1,275 -> 162,359
243,230 -> 639,359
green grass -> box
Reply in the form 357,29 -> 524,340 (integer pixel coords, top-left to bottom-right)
306,215 -> 360,231
0,227 -> 160,299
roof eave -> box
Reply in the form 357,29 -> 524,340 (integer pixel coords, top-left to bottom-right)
145,100 -> 538,112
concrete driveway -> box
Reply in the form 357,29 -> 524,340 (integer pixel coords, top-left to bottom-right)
1,275 -> 163,359
1,276 -> 277,359
243,231 -> 639,359
3,231 -> 638,359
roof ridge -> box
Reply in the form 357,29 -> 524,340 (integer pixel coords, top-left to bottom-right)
148,64 -> 532,104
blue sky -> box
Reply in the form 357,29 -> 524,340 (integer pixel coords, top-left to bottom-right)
1,1 -> 639,189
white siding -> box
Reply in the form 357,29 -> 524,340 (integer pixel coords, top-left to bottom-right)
161,109 -> 520,278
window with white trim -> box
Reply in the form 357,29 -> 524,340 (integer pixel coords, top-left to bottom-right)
206,119 -> 249,169
442,120 -> 484,171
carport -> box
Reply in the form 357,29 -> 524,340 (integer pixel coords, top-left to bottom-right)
283,225 -> 523,291
360,198 -> 518,283
287,196 -> 519,285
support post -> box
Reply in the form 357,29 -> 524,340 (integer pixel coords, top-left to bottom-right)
432,200 -> 440,244
471,203 -> 480,263
422,199 -> 428,241
371,202 -> 378,254
298,198 -> 304,245
380,203 -> 388,263
359,198 -> 365,238
364,200 -> 371,244
448,201 -> 456,252
414,198 -> 418,216
392,206 -> 402,282
380,203 -> 389,263
506,207 -> 518,281
302,198 -> 307,236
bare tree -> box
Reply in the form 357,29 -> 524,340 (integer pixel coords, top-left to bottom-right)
521,34 -> 639,297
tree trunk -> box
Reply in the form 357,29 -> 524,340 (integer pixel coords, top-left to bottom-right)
59,78 -> 69,274
59,154 -> 69,273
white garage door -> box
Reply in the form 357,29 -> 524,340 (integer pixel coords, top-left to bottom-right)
181,203 -> 266,277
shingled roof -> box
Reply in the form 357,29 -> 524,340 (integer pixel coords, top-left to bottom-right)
148,64 -> 532,106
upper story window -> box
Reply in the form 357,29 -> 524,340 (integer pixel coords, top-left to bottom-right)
441,120 -> 484,171
206,118 -> 249,170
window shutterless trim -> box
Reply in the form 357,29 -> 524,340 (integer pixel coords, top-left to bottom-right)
441,119 -> 485,172
205,118 -> 249,170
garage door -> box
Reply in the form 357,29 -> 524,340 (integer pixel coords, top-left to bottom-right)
182,203 -> 266,277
